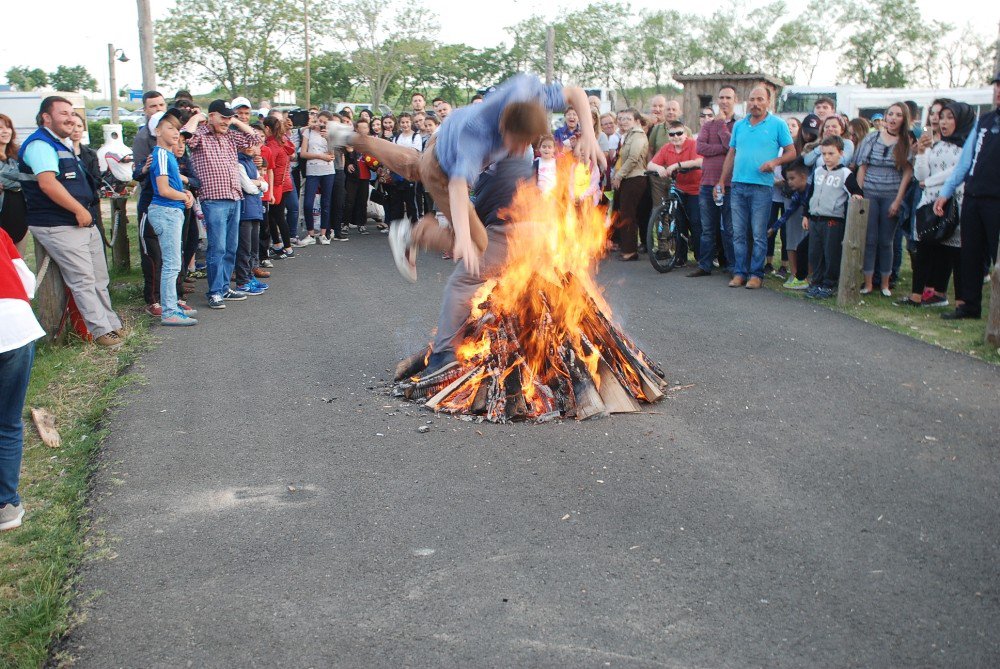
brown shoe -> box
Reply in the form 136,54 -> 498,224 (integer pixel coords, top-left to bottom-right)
253,268 -> 271,278
94,332 -> 123,351
728,275 -> 745,287
745,276 -> 763,289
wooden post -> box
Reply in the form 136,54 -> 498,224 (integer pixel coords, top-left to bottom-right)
986,239 -> 1000,347
110,197 -> 130,271
837,198 -> 869,307
32,237 -> 68,342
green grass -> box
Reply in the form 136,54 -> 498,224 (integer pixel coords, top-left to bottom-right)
0,213 -> 150,669
764,253 -> 1000,365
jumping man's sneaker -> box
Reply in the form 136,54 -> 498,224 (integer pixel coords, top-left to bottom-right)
0,503 -> 25,531
327,124 -> 357,148
208,294 -> 226,309
388,219 -> 417,283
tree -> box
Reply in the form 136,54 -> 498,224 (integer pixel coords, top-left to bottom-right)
837,0 -> 933,87
927,23 -> 996,88
332,0 -> 438,110
49,65 -> 98,92
5,66 -> 48,91
635,10 -> 703,92
281,52 -> 358,106
155,0 -> 325,102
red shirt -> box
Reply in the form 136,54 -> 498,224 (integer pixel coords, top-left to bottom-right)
259,144 -> 275,203
0,228 -> 29,302
651,138 -> 703,196
264,137 -> 289,205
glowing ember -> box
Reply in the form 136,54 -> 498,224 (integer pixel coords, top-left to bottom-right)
393,156 -> 666,423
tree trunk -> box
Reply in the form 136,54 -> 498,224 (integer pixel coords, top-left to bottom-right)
837,198 -> 869,307
110,197 -> 131,271
32,237 -> 69,342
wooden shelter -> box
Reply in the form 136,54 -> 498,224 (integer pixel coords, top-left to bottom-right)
673,73 -> 786,128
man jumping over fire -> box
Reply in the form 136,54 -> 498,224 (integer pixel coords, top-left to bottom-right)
329,74 -> 605,375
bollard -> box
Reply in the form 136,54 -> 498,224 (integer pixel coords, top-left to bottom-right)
837,198 -> 869,307
986,239 -> 1000,347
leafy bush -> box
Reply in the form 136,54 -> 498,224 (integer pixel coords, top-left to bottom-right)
87,120 -> 139,150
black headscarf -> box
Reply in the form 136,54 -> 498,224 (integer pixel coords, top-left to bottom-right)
941,101 -> 976,148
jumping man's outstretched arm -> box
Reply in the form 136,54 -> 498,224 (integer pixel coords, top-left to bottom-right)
563,86 -> 606,171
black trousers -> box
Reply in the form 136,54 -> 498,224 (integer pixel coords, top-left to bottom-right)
387,181 -> 420,223
807,217 -> 846,289
956,196 -> 1000,315
325,171 -> 346,237
268,198 -> 291,248
344,178 -> 369,229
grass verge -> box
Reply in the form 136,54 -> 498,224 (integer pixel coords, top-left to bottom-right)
763,256 -> 999,365
0,218 -> 150,669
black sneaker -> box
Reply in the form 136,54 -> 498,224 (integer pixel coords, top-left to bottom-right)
333,234 -> 349,242
223,289 -> 248,301
763,263 -> 774,274
941,308 -> 980,320
921,294 -> 949,308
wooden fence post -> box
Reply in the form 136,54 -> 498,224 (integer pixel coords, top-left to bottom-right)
110,197 -> 131,271
986,239 -> 1000,347
837,198 -> 869,307
32,236 -> 68,342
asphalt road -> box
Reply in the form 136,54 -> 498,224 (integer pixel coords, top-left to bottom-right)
65,229 -> 1000,668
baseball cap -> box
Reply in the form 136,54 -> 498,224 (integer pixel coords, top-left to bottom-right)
871,113 -> 884,121
208,99 -> 235,118
230,96 -> 252,110
801,113 -> 821,131
147,108 -> 184,137
991,70 -> 1000,84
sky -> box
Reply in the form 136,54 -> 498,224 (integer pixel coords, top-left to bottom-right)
0,0 -> 992,100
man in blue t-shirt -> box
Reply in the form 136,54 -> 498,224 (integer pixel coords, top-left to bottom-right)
718,86 -> 795,288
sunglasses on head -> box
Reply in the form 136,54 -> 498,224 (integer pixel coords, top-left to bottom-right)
668,131 -> 685,137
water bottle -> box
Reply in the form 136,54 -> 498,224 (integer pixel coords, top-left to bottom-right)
713,185 -> 725,207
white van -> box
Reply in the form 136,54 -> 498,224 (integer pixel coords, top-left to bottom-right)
778,85 -> 994,125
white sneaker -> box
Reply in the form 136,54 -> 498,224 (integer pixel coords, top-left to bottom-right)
0,502 -> 25,531
317,235 -> 331,245
298,235 -> 317,246
388,219 -> 417,283
328,123 -> 356,148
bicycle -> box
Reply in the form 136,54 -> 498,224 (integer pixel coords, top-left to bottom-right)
645,168 -> 692,274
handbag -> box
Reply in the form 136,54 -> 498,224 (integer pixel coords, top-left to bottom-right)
368,183 -> 387,205
915,199 -> 959,242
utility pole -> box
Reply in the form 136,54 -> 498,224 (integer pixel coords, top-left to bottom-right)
545,26 -> 554,85
304,0 -> 311,108
994,20 -> 1000,76
108,44 -> 120,124
136,0 -> 156,92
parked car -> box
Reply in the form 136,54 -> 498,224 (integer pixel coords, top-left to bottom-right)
334,102 -> 393,117
86,106 -> 111,120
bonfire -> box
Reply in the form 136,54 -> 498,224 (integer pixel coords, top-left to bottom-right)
393,157 -> 666,422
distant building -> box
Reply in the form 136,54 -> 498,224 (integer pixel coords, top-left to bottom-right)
673,73 -> 785,124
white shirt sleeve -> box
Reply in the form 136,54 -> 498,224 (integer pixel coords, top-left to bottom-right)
13,258 -> 37,299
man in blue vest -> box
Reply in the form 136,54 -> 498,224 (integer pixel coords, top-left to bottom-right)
19,96 -> 124,350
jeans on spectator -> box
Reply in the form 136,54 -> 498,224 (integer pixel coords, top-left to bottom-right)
767,200 -> 788,263
327,171 -> 346,236
697,185 -> 733,272
147,204 -> 184,316
0,341 -> 34,507
202,199 -> 241,298
676,191 -> 701,262
283,186 -> 300,240
863,194 -> 897,276
235,220 -> 261,286
729,182 -> 772,279
304,174 -> 334,234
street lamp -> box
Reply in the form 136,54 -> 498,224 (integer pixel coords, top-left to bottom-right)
108,44 -> 129,123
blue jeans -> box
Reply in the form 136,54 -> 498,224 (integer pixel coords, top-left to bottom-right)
863,195 -> 897,276
697,185 -> 734,272
147,204 -> 185,315
730,182 -> 773,279
284,184 -> 300,239
304,174 -> 334,233
0,341 -> 35,506
202,199 -> 241,297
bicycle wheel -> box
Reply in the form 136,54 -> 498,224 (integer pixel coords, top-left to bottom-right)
647,201 -> 677,274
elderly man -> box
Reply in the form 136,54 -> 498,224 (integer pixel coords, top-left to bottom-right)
644,95 -> 672,250
19,96 -> 124,349
181,100 -> 263,309
719,86 -> 795,289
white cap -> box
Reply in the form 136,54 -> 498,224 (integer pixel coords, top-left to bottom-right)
147,111 -> 166,137
230,96 -> 252,110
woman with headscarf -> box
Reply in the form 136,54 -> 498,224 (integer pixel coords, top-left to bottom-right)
898,101 -> 976,307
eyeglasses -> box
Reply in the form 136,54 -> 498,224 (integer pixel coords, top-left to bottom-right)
668,131 -> 685,137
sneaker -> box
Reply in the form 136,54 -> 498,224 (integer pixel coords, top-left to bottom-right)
785,278 -> 809,290
249,278 -> 269,291
881,287 -> 892,297
686,268 -> 711,277
223,289 -> 248,301
236,282 -> 266,296
144,303 -> 163,317
388,219 -> 417,283
317,235 -> 331,245
260,259 -> 274,268
359,225 -> 370,235
268,247 -> 282,258
195,261 -> 207,271
300,235 -> 318,246
208,294 -> 226,309
763,263 -> 775,274
805,285 -> 821,298
177,301 -> 198,316
814,287 -> 834,299
773,266 -> 789,280
94,331 -> 123,351
279,248 -> 295,259
0,503 -> 25,531
161,311 -> 198,326
327,123 -> 356,148
922,294 -> 949,308
333,234 -> 349,242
